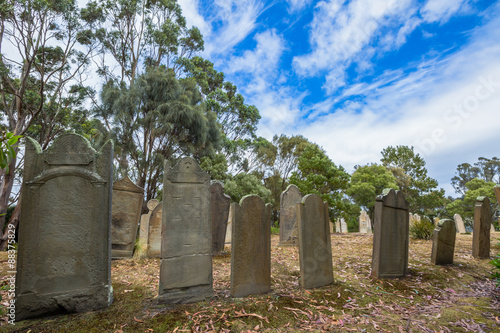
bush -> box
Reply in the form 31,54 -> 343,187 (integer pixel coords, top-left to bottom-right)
409,217 -> 435,240
490,239 -> 500,285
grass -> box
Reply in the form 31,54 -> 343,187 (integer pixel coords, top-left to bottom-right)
1,232 -> 499,332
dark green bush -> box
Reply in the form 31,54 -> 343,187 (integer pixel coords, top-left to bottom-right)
409,217 -> 435,240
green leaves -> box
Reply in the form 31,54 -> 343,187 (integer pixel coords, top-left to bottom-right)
0,132 -> 22,172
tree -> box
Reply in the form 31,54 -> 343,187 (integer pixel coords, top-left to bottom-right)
290,144 -> 350,220
451,157 -> 500,196
381,145 -> 445,214
348,164 -> 399,220
224,173 -> 272,204
451,163 -> 480,196
99,66 -> 220,201
0,0 -> 96,248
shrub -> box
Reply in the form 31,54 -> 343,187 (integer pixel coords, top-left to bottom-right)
409,217 -> 435,240
490,239 -> 500,285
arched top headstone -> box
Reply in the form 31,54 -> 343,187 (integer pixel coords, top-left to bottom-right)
147,199 -> 160,211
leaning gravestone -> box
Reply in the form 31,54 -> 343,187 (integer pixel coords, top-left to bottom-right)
472,197 -> 491,259
453,214 -> 466,234
159,157 -> 212,304
210,181 -> 231,254
371,189 -> 409,278
16,134 -> 113,320
279,185 -> 303,246
111,177 -> 144,258
147,203 -> 163,258
231,195 -> 271,297
340,218 -> 348,233
431,219 -> 456,265
139,199 -> 160,247
297,194 -> 334,289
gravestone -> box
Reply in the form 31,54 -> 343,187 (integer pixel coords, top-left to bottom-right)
279,185 -> 303,246
266,203 -> 273,227
472,197 -> 491,259
147,203 -> 163,258
225,203 -> 237,244
409,213 -> 421,227
159,157 -> 212,304
494,185 -> 500,205
111,177 -> 144,258
359,210 -> 372,233
371,189 -> 409,278
231,195 -> 271,297
492,224 -> 496,233
335,219 -> 341,233
431,219 -> 456,265
16,134 -> 113,320
210,181 -> 231,254
329,221 -> 334,233
340,218 -> 348,233
138,199 -> 160,247
453,214 -> 466,234
297,194 -> 334,289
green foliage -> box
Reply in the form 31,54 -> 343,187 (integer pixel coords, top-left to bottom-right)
381,145 -> 445,214
99,66 -> 220,200
409,217 -> 435,240
490,243 -> 500,285
451,157 -> 500,195
224,173 -> 272,204
0,132 -> 21,172
199,153 -> 228,181
270,225 -> 279,235
290,144 -> 350,220
348,164 -> 398,219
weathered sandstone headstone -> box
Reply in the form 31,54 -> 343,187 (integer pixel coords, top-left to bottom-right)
159,157 -> 212,304
371,189 -> 409,278
453,214 -> 466,234
492,224 -> 496,233
329,221 -> 334,233
494,185 -> 500,205
266,203 -> 273,227
231,195 -> 271,297
359,210 -> 372,233
297,195 -> 334,289
335,219 -> 341,233
111,176 -> 144,258
279,185 -> 303,246
210,181 -> 231,254
138,199 -> 159,246
147,203 -> 162,257
16,134 -> 113,320
472,197 -> 491,259
431,219 -> 456,265
225,202 -> 237,244
340,218 -> 348,233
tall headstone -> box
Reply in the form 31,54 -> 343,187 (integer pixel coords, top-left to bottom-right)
359,211 -> 372,233
297,195 -> 334,289
111,177 -> 144,258
453,214 -> 466,234
231,195 -> 271,297
210,182 -> 231,254
266,203 -> 273,227
340,218 -> 348,233
335,219 -> 341,233
371,189 -> 409,279
431,219 -> 456,265
16,134 -> 113,320
138,199 -> 160,246
279,185 -> 303,246
159,157 -> 212,304
147,204 -> 162,258
225,202 -> 237,244
472,197 -> 491,259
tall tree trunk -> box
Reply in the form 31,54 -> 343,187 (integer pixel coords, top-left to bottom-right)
0,153 -> 18,229
0,198 -> 20,251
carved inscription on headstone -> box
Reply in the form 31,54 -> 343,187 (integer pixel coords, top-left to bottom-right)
16,134 -> 113,320
158,157 -> 212,304
279,185 -> 303,246
371,189 -> 409,278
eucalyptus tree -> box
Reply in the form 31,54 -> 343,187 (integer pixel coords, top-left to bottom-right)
0,0 -> 97,247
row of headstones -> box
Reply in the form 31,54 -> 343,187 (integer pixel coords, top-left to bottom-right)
13,134 -> 498,320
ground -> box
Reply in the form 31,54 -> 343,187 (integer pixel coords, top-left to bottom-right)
1,233 -> 499,332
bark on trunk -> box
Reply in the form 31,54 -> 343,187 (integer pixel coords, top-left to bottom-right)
0,154 -> 17,229
0,197 -> 21,251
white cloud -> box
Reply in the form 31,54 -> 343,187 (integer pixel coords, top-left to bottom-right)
420,0 -> 471,23
178,0 -> 212,37
286,0 -> 314,13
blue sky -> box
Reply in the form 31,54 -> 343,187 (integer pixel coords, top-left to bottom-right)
180,0 -> 500,197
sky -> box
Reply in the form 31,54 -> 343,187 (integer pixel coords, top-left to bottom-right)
178,0 -> 500,197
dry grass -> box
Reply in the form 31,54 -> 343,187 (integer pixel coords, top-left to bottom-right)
1,232 -> 500,332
